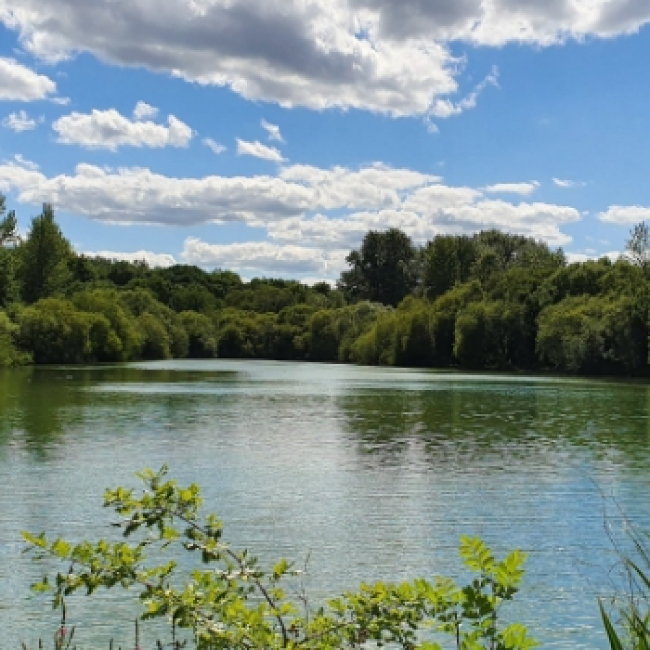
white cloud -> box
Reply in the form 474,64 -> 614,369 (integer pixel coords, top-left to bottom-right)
483,181 -> 540,196
565,250 -> 621,264
268,198 -> 578,250
182,237 -> 347,276
429,66 -> 499,119
237,139 -> 285,162
0,2 -> 649,120
84,249 -> 177,268
0,159 -> 581,277
6,1 -> 647,117
13,153 -> 38,170
261,119 -> 284,143
279,163 -> 440,209
203,137 -> 226,154
133,101 -> 158,120
0,162 -> 315,225
52,107 -> 194,150
0,0 -> 459,116
0,56 -> 56,101
2,109 -> 37,132
553,178 -> 586,188
599,205 -> 650,224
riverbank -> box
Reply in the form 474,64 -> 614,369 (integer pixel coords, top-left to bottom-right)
1,204 -> 648,377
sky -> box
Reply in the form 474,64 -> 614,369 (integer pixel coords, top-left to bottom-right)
1,1 -> 650,283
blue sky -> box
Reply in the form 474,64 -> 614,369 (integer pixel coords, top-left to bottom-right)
1,1 -> 649,281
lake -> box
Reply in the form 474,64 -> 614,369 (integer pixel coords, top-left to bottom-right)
0,360 -> 648,648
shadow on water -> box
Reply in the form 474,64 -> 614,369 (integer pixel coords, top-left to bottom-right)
336,379 -> 650,474
0,366 -> 241,457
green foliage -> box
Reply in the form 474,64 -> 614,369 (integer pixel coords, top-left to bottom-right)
17,299 -> 97,364
600,519 -> 650,649
0,245 -> 19,307
537,295 -> 648,374
339,228 -> 418,306
454,301 -> 528,370
0,310 -> 27,366
179,311 -> 218,358
18,204 -> 73,304
72,289 -> 142,361
137,312 -> 172,360
118,289 -> 189,358
0,198 -> 644,377
625,221 -> 650,273
0,195 -> 18,246
308,309 -> 340,361
24,467 -> 536,650
423,235 -> 477,300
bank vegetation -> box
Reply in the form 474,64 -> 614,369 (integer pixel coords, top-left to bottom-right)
1,196 -> 648,376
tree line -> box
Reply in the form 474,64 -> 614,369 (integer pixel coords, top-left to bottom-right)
0,195 -> 648,376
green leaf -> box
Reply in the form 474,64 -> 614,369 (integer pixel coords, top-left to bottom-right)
599,600 -> 625,650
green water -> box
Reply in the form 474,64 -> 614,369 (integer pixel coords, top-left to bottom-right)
0,361 -> 648,648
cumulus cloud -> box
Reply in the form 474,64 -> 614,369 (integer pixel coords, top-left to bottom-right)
182,237 -> 348,276
0,56 -> 56,101
133,101 -> 158,120
483,181 -> 540,196
268,199 -> 578,250
599,205 -> 650,224
0,156 -> 585,277
2,109 -> 37,132
261,119 -> 284,143
203,137 -> 227,154
83,249 -> 177,267
0,0 -> 458,116
237,139 -> 285,162
279,163 -> 440,210
0,159 -> 580,249
52,107 -> 194,150
4,0 -> 648,116
0,163 -> 315,225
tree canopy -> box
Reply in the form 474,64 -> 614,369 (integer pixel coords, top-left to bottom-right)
0,193 -> 646,377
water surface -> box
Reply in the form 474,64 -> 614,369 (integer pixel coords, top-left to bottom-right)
0,361 -> 648,647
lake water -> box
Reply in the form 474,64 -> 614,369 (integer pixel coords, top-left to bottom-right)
0,360 -> 648,648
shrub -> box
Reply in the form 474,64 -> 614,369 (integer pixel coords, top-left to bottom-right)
24,467 -> 537,650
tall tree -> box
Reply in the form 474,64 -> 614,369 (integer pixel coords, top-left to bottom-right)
423,235 -> 477,299
625,221 -> 650,273
0,247 -> 19,307
19,204 -> 72,304
338,228 -> 417,306
0,193 -> 18,246
0,195 -> 20,306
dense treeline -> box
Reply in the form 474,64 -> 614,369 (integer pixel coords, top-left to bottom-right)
0,195 -> 648,376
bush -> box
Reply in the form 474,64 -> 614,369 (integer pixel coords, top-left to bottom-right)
0,310 -> 26,366
24,467 -> 537,649
17,299 -> 96,364
179,311 -> 217,358
137,312 -> 171,360
72,289 -> 142,361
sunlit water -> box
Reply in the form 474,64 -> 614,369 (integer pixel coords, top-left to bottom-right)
0,361 -> 648,648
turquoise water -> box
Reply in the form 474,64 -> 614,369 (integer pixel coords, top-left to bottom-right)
0,361 -> 648,647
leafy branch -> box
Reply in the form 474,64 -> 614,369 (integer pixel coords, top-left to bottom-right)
23,466 -> 537,650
